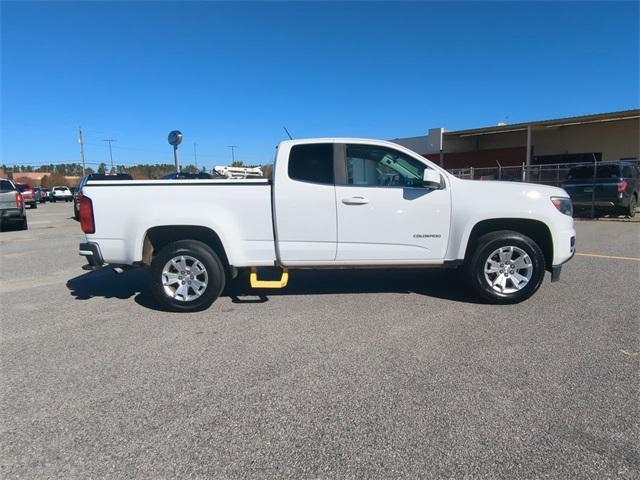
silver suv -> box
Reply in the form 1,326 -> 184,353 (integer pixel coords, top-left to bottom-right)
0,178 -> 27,231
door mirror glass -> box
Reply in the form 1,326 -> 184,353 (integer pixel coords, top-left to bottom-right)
423,169 -> 442,189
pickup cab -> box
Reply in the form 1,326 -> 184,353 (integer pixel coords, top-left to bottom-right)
78,138 -> 575,311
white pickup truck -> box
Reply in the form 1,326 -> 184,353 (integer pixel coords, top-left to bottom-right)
78,138 -> 575,311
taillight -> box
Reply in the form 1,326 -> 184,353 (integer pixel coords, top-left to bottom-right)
16,192 -> 23,209
618,180 -> 628,193
79,196 -> 95,234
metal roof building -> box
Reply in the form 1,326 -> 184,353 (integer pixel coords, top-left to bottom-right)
392,109 -> 640,170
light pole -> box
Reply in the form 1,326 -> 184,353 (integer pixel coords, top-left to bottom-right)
168,130 -> 183,172
104,138 -> 116,171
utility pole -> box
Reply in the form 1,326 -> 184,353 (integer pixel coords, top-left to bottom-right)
227,145 -> 237,165
194,142 -> 198,169
78,127 -> 86,177
103,138 -> 116,171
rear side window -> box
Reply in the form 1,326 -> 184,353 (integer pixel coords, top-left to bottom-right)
0,180 -> 14,193
622,165 -> 635,177
288,144 -> 334,185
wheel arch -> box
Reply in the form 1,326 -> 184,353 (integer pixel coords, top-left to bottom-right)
463,218 -> 553,271
141,225 -> 231,274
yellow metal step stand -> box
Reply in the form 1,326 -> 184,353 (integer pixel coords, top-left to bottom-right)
250,267 -> 289,288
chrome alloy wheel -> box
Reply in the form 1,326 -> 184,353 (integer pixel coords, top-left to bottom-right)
483,246 -> 533,294
161,255 -> 208,302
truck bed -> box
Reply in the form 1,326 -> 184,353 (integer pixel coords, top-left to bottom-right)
83,179 -> 276,266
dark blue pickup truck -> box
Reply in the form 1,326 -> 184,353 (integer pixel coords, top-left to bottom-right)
562,161 -> 639,217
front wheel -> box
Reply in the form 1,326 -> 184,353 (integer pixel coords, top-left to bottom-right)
467,230 -> 545,304
149,240 -> 226,312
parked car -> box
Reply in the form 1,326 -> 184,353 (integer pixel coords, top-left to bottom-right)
74,173 -> 133,219
0,178 -> 27,231
38,188 -> 51,203
15,183 -> 37,209
33,187 -> 43,203
51,186 -> 73,202
161,171 -> 223,180
78,138 -> 575,311
562,161 -> 639,217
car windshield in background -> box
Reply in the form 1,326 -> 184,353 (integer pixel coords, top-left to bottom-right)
15,184 -> 29,192
567,165 -> 620,180
0,180 -> 15,193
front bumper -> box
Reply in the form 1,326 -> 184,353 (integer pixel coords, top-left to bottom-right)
79,242 -> 105,270
551,236 -> 576,282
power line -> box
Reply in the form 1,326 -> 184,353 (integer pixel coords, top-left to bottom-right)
78,127 -> 86,176
103,139 -> 116,170
228,145 -> 237,164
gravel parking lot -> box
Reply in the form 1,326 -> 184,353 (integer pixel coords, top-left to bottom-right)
1,202 -> 638,479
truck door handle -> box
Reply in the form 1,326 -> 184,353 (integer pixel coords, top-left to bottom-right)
342,196 -> 369,205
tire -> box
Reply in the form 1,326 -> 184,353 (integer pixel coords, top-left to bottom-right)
149,240 -> 226,312
19,216 -> 28,230
466,230 -> 545,304
628,194 -> 637,218
31,203 -> 37,209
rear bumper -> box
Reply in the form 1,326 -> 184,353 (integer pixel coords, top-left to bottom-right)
0,208 -> 25,220
79,242 -> 105,269
573,200 -> 616,208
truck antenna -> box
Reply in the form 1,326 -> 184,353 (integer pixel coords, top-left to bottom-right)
283,126 -> 293,140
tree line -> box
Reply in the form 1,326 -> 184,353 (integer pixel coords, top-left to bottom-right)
3,161 -> 272,185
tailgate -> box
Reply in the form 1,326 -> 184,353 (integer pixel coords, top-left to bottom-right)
564,181 -> 619,206
0,190 -> 17,209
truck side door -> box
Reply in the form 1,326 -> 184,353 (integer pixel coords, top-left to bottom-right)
334,143 -> 450,262
274,142 -> 338,262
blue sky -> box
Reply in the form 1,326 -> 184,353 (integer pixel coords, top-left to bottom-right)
2,1 -> 638,168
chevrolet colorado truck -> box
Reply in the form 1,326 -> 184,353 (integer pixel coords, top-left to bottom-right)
78,138 -> 575,311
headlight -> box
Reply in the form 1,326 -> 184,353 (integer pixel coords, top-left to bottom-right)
551,197 -> 572,216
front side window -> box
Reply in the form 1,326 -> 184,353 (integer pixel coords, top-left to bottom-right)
343,144 -> 426,187
288,143 -> 334,185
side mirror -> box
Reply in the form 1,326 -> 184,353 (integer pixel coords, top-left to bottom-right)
423,169 -> 443,189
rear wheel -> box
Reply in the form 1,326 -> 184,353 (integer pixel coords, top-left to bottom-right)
467,230 -> 545,304
149,240 -> 226,312
19,216 -> 28,230
628,194 -> 637,218
31,203 -> 37,209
